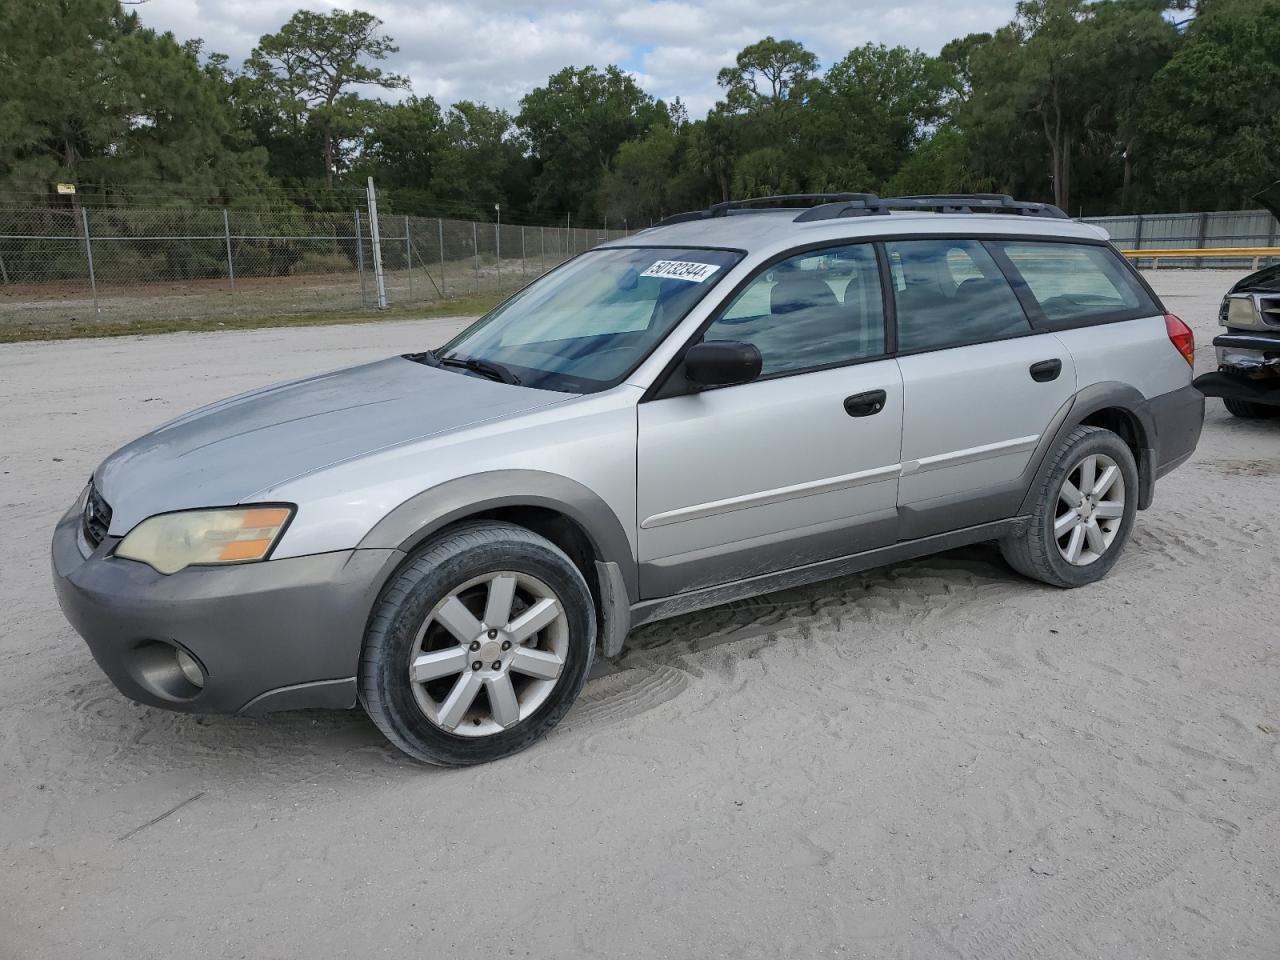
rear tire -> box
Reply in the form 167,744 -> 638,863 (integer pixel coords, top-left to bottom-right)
1001,426 -> 1139,589
359,521 -> 596,766
1223,397 -> 1280,419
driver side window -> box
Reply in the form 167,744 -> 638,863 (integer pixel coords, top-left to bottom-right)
704,243 -> 886,377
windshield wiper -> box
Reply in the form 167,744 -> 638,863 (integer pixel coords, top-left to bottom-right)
404,350 -> 442,367
404,350 -> 521,385
436,354 -> 522,385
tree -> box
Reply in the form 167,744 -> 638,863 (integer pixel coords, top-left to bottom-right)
682,111 -> 738,203
244,8 -> 407,188
1089,1 -> 1179,211
429,101 -> 530,217
598,123 -> 681,226
883,125 -> 979,195
5,0 -> 1274,223
1137,0 -> 1280,210
959,0 -> 1175,212
939,32 -> 994,97
708,38 -> 822,198
717,37 -> 819,112
360,96 -> 444,188
0,0 -> 269,204
810,44 -> 952,189
517,65 -> 666,218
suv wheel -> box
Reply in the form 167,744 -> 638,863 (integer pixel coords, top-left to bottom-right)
359,521 -> 596,765
1000,426 -> 1138,588
1223,397 -> 1280,419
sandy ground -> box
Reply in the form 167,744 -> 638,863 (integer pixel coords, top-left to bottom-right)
1,271 -> 1277,959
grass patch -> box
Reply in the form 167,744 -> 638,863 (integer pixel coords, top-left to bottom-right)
0,293 -> 505,344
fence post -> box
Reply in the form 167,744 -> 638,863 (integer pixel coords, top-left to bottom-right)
222,209 -> 236,291
438,218 -> 446,298
405,215 -> 412,301
1133,214 -> 1144,251
1196,211 -> 1209,270
82,208 -> 98,313
521,226 -> 527,278
0,250 -> 9,285
365,178 -> 387,309
355,209 -> 367,307
541,226 -> 546,274
472,220 -> 480,294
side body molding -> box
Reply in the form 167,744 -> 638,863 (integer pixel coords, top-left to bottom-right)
357,469 -> 639,604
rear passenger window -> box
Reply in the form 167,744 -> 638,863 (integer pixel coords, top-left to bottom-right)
997,242 -> 1156,326
706,243 -> 885,376
884,239 -> 1030,352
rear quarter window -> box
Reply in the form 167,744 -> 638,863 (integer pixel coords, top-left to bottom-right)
998,242 -> 1157,326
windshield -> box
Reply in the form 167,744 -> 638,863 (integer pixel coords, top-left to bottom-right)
436,246 -> 743,393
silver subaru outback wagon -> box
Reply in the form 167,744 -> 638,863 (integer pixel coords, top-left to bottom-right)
52,193 -> 1205,765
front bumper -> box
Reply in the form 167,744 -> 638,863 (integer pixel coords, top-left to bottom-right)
1194,331 -> 1280,407
51,509 -> 402,715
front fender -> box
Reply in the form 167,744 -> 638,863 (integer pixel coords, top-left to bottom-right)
357,469 -> 638,605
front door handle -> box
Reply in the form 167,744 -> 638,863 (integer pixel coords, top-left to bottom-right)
1030,359 -> 1063,382
844,389 -> 887,417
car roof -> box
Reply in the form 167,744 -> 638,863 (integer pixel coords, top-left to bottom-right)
603,209 -> 1111,259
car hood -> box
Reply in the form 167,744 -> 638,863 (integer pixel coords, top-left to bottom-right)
1231,262 -> 1280,294
96,356 -> 567,535
1230,181 -> 1280,293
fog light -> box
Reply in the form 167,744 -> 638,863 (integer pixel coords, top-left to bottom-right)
175,649 -> 205,688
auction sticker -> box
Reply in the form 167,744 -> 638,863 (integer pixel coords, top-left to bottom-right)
641,260 -> 721,282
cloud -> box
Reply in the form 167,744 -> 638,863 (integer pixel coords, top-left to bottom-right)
141,0 -> 1019,115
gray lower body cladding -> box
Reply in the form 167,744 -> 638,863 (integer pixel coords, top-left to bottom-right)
51,510 -> 402,714
1148,383 -> 1205,474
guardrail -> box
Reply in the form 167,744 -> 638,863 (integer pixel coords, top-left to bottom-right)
1121,247 -> 1280,269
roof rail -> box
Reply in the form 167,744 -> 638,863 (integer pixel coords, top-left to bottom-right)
653,193 -> 878,228
793,193 -> 1068,222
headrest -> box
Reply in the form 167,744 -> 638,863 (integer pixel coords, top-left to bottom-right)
771,275 -> 837,315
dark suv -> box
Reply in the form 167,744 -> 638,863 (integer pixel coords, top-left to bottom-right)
1194,185 -> 1280,418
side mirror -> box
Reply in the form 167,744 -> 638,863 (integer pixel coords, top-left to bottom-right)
683,340 -> 763,388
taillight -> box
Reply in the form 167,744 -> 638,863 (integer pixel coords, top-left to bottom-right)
1165,313 -> 1194,366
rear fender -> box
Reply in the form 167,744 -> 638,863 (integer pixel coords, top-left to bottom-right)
1017,382 -> 1157,514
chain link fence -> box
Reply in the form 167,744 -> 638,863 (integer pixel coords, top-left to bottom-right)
0,196 -> 627,333
4,197 -> 1276,335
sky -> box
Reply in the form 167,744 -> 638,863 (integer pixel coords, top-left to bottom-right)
144,0 -> 1020,116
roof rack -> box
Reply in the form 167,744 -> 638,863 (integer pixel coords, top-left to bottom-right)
793,193 -> 1068,221
651,192 -> 1069,229
653,193 -> 878,228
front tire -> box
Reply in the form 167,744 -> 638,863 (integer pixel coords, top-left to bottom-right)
1223,397 -> 1280,419
359,521 -> 596,766
1001,426 -> 1139,588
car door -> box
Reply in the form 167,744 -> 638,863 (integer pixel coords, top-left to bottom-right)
636,242 -> 904,599
885,238 -> 1077,539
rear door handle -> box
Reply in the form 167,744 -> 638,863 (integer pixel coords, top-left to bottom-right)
1030,359 -> 1063,382
844,389 -> 887,417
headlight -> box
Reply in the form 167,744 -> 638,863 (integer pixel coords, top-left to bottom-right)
1225,295 -> 1266,330
115,506 -> 294,575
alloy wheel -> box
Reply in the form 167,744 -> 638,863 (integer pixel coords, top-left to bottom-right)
1054,452 -> 1126,566
408,571 -> 568,737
